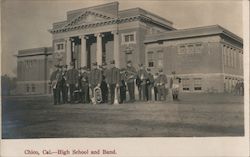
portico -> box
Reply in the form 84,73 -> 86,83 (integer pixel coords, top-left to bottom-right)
64,31 -> 119,69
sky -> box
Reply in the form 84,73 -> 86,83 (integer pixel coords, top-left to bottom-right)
1,0 -> 243,77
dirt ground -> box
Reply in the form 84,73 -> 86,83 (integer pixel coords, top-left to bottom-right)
2,93 -> 244,139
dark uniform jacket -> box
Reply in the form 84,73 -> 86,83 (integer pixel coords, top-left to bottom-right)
79,72 -> 89,87
125,66 -> 137,83
66,68 -> 79,85
50,70 -> 63,88
146,73 -> 154,86
156,74 -> 168,86
89,68 -> 102,85
137,69 -> 148,85
106,67 -> 120,84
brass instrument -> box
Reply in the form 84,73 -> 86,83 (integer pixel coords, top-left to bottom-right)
113,86 -> 119,105
91,86 -> 102,104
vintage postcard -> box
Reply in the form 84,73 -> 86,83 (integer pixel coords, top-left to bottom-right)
1,0 -> 249,156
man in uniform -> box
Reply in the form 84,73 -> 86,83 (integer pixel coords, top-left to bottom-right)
146,68 -> 154,102
169,71 -> 181,101
66,62 -> 79,104
156,69 -> 168,101
125,60 -> 137,103
61,65 -> 68,104
153,73 -> 159,101
137,64 -> 148,101
119,68 -> 127,104
89,62 -> 102,100
100,62 -> 109,103
79,66 -> 89,104
106,60 -> 120,104
49,65 -> 63,105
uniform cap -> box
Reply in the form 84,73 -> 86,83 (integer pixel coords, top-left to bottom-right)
92,62 -> 98,66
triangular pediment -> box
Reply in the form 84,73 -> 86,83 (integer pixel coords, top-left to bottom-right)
63,10 -> 114,29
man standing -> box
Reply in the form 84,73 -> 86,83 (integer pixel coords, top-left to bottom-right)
66,62 -> 79,104
137,64 -> 148,101
79,66 -> 89,103
156,69 -> 168,101
49,65 -> 63,105
106,60 -> 120,104
119,68 -> 127,104
153,73 -> 159,101
89,62 -> 102,99
100,62 -> 109,104
125,60 -> 137,103
170,71 -> 181,101
61,65 -> 68,104
146,68 -> 154,102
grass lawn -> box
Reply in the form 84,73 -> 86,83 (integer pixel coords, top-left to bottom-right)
2,93 -> 244,138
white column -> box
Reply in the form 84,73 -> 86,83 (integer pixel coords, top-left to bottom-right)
80,35 -> 87,67
112,31 -> 120,68
95,33 -> 103,66
66,37 -> 71,66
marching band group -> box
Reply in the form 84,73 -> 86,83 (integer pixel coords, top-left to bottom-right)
49,60 -> 182,105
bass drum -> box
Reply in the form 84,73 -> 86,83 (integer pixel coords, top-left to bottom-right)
94,86 -> 102,104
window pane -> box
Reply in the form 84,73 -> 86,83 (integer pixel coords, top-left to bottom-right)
130,34 -> 134,41
124,35 -> 129,42
148,61 -> 154,67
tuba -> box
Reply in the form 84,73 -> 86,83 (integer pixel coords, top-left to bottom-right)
91,86 -> 102,104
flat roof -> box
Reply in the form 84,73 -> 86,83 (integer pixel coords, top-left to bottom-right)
144,25 -> 243,44
17,47 -> 53,57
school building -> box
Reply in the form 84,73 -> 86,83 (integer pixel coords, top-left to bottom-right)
15,2 -> 243,95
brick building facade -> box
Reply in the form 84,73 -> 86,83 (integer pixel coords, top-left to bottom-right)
145,25 -> 243,93
16,2 -> 243,95
16,47 -> 53,95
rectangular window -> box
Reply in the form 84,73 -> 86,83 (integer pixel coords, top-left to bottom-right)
187,45 -> 194,54
147,51 -> 154,67
182,78 -> 190,91
32,84 -> 35,92
157,50 -> 163,67
194,78 -> 202,91
195,43 -> 202,53
148,61 -> 154,67
26,84 -> 30,93
178,45 -> 186,54
57,43 -> 64,50
122,32 -> 136,44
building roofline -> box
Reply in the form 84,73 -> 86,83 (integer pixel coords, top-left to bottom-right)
67,1 -> 119,15
144,25 -> 242,44
17,47 -> 53,57
119,7 -> 173,25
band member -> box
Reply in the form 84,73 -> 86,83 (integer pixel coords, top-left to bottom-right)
170,71 -> 181,101
49,65 -> 63,105
119,68 -> 127,104
61,65 -> 68,104
86,68 -> 91,103
137,64 -> 148,101
100,62 -> 109,103
79,66 -> 89,103
125,60 -> 137,102
89,62 -> 102,98
106,60 -> 120,104
146,68 -> 154,101
156,69 -> 168,101
66,62 -> 79,104
153,73 -> 159,101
